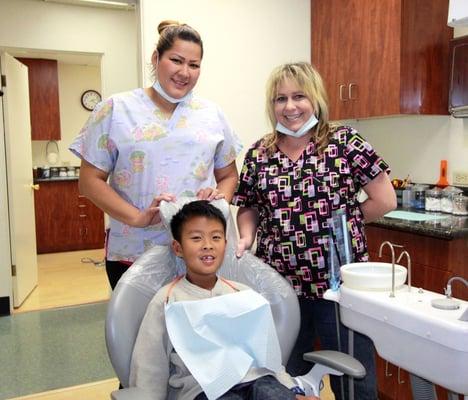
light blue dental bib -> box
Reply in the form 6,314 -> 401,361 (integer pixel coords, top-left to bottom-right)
164,289 -> 282,400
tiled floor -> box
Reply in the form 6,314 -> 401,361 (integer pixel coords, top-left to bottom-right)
0,303 -> 115,399
4,249 -> 336,400
7,379 -> 119,400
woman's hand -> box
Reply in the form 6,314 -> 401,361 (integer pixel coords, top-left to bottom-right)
236,236 -> 255,258
196,187 -> 225,201
131,193 -> 176,228
296,395 -> 320,400
236,207 -> 259,257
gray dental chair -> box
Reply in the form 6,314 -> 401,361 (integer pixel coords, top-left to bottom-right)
105,199 -> 365,399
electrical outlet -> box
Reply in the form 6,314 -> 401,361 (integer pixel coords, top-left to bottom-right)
453,171 -> 468,186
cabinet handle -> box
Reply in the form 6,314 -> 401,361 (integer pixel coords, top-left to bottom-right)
31,184 -> 40,190
79,214 -> 87,218
339,84 -> 348,101
348,83 -> 357,100
78,195 -> 86,198
78,204 -> 87,208
397,367 -> 405,384
385,361 -> 393,377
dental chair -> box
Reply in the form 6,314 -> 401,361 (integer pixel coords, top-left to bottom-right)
105,199 -> 365,399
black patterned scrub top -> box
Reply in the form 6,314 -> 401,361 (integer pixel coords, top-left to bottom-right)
232,126 -> 390,299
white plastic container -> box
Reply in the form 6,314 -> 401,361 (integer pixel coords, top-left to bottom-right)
425,187 -> 442,212
441,186 -> 463,213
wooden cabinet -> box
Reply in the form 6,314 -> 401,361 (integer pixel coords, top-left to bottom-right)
365,225 -> 467,300
16,58 -> 61,140
311,0 -> 453,120
34,180 -> 104,253
365,224 -> 467,399
449,35 -> 468,116
376,356 -> 412,400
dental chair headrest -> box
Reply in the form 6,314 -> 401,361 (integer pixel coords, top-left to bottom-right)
159,197 -> 231,234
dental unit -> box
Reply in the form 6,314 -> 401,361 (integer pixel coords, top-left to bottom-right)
325,241 -> 468,399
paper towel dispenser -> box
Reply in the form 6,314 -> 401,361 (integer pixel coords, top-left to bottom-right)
448,0 -> 468,27
449,35 -> 468,118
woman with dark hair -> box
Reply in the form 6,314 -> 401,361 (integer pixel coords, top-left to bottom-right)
70,20 -> 241,289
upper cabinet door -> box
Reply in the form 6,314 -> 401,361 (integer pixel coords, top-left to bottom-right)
312,0 -> 364,120
449,35 -> 468,113
311,0 -> 453,121
16,58 -> 61,140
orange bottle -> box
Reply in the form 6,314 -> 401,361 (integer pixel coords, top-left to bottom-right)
436,160 -> 449,188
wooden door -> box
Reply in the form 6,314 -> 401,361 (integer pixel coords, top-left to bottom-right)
449,36 -> 468,114
311,0 -> 361,120
34,181 -> 78,253
0,52 -> 38,307
357,0 -> 401,118
35,181 -> 104,253
78,194 -> 105,250
16,58 -> 61,140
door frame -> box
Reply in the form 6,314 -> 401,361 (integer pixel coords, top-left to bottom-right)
0,47 -> 105,315
0,83 -> 13,316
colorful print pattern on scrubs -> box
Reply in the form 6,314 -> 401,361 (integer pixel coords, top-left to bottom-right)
233,126 -> 390,299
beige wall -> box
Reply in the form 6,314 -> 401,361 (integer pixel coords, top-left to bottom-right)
0,0 -> 139,303
0,0 -> 139,96
31,63 -> 101,167
139,0 -> 311,155
344,26 -> 468,185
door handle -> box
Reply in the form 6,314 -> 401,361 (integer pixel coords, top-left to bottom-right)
397,367 -> 405,384
31,184 -> 40,190
339,84 -> 348,101
385,361 -> 393,377
349,83 -> 357,100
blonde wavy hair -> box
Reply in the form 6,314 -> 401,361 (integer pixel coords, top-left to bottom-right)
263,62 -> 335,156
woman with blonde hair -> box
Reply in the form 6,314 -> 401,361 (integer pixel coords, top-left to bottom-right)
70,20 -> 242,289
233,62 -> 396,400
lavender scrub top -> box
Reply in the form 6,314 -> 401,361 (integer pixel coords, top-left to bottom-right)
232,126 -> 390,299
70,88 -> 242,262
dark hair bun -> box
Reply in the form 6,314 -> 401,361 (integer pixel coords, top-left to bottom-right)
157,20 -> 180,35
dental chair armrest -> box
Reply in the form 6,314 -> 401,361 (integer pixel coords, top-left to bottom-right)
303,350 -> 365,378
111,388 -> 154,400
295,350 -> 366,397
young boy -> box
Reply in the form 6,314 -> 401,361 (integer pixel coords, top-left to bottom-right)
129,200 -> 318,400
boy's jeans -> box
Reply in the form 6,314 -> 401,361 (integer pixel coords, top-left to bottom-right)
194,375 -> 296,399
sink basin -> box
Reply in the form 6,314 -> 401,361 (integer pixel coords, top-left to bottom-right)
340,262 -> 407,291
326,286 -> 468,395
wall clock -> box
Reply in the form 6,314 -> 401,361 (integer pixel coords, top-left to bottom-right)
81,89 -> 102,111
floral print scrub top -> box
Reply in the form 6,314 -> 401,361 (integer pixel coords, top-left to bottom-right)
70,88 -> 242,262
232,126 -> 390,299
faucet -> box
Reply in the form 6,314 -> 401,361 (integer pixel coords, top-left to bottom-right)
444,276 -> 468,298
396,250 -> 412,293
378,241 -> 403,298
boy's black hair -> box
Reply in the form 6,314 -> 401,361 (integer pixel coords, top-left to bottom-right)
170,200 -> 227,242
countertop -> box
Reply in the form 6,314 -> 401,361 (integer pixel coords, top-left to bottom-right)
368,208 -> 468,240
35,176 -> 79,182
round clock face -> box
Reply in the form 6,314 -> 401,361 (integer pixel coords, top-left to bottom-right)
81,90 -> 102,111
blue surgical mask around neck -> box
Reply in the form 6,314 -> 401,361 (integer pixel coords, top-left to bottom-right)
152,81 -> 193,104
275,113 -> 319,138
